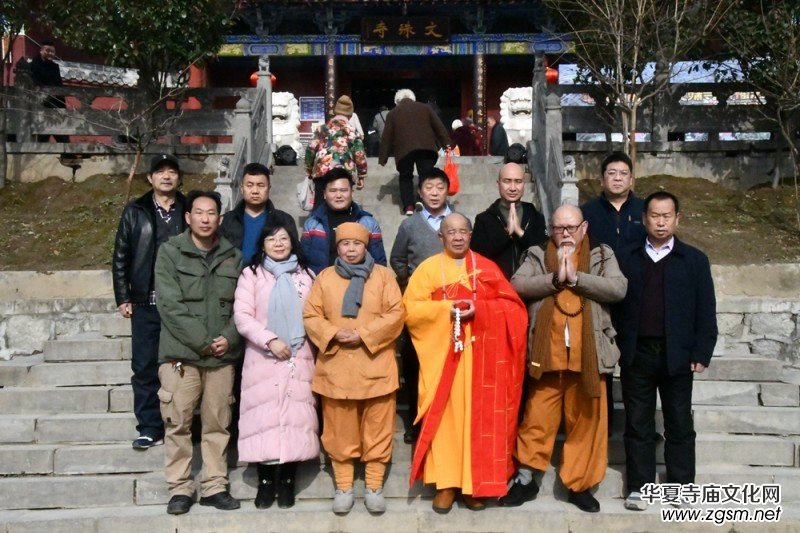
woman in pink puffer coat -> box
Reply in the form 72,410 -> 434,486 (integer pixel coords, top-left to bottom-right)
234,221 -> 319,510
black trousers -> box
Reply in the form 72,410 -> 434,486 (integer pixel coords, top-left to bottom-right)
621,338 -> 695,494
131,304 -> 165,439
396,149 -> 439,208
400,326 -> 419,430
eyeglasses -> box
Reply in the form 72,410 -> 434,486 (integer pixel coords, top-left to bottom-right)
444,228 -> 471,236
604,170 -> 631,178
549,223 -> 584,234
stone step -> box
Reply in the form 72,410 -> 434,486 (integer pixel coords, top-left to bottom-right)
0,474 -> 136,511
110,385 -> 134,413
0,387 -> 111,415
2,494 -> 798,532
43,335 -> 131,362
21,361 -> 131,387
695,356 -> 784,382
0,355 -> 40,387
4,429 -> 788,481
134,460 -> 626,506
610,379 -> 766,406
90,314 -> 132,337
0,413 -> 136,444
692,405 -> 800,436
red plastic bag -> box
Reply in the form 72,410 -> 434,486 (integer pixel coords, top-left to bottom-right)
444,149 -> 460,195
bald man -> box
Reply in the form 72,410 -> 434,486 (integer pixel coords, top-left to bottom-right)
403,213 -> 528,513
502,205 -> 627,513
471,163 -> 547,279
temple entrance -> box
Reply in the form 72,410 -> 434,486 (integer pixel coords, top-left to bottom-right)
344,55 -> 470,140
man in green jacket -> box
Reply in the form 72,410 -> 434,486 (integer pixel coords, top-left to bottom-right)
154,190 -> 243,515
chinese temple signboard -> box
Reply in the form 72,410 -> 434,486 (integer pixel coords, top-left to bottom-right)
362,17 -> 450,44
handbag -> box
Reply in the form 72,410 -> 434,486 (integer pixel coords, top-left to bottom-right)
444,149 -> 460,195
296,176 -> 315,211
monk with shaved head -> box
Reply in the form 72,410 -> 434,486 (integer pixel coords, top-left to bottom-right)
403,211 -> 528,513
471,163 -> 547,279
502,203 -> 627,513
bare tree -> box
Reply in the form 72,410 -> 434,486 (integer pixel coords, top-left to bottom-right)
544,0 -> 731,160
41,0 -> 235,201
719,0 -> 800,227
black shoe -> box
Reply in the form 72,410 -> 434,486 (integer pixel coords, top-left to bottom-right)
255,464 -> 276,509
199,491 -> 240,510
568,489 -> 600,513
166,494 -> 193,515
132,435 -> 163,450
498,478 -> 539,507
277,462 -> 297,508
403,426 -> 419,444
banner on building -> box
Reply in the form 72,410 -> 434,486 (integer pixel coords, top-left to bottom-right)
362,17 -> 450,44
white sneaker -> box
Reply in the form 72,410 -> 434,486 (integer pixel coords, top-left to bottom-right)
364,488 -> 386,514
624,491 -> 648,511
332,489 -> 354,515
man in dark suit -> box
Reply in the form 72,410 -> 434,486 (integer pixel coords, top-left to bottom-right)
615,191 -> 717,511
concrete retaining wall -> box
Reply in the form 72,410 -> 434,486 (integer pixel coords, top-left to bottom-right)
1,267 -> 799,364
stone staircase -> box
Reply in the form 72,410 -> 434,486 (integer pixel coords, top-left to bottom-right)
1,158 -> 799,530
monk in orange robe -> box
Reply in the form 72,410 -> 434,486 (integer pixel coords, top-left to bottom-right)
403,213 -> 528,513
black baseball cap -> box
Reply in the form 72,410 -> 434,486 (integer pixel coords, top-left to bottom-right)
149,153 -> 181,174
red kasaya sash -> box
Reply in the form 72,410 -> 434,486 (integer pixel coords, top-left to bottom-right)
409,253 -> 527,497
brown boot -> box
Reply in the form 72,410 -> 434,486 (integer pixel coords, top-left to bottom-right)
432,488 -> 456,514
461,493 -> 486,511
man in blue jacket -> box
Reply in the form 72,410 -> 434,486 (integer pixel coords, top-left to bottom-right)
615,191 -> 717,511
301,167 -> 386,274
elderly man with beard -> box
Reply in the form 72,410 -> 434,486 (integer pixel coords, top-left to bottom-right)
403,213 -> 528,513
501,204 -> 627,513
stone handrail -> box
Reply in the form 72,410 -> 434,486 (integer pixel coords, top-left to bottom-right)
559,81 -> 788,150
215,57 -> 275,212
5,84 -> 247,145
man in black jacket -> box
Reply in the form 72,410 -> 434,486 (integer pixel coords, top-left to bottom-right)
113,154 -> 186,450
218,162 -> 296,265
615,191 -> 717,511
29,41 -> 69,142
581,152 -> 646,255
471,162 -> 547,279
581,152 -> 647,433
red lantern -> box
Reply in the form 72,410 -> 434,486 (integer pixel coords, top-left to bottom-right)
249,72 -> 277,87
545,67 -> 559,85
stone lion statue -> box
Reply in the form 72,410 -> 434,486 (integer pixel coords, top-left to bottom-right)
500,87 -> 533,146
272,91 -> 302,158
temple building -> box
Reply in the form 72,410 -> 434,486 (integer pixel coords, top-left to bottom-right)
211,0 -> 564,135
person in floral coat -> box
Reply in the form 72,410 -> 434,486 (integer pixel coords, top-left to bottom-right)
304,95 -> 368,203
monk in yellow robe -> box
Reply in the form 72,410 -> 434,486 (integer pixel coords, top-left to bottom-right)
403,213 -> 528,513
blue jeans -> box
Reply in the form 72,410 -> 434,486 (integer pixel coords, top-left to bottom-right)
131,304 -> 164,439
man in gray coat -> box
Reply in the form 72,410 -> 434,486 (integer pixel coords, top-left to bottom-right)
390,166 -> 452,443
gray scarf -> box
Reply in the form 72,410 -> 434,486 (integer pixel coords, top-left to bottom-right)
334,252 -> 375,318
262,255 -> 306,355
